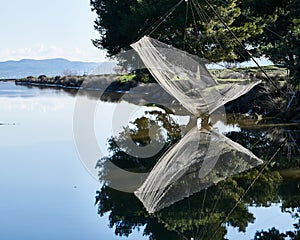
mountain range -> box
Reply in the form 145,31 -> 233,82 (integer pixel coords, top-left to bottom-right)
0,58 -> 116,79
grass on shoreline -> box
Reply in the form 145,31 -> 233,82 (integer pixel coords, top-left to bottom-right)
8,65 -> 291,92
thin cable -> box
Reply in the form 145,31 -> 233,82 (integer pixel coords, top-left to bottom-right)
193,0 -> 254,63
195,188 -> 207,237
210,137 -> 287,239
192,0 -> 206,23
198,126 -> 278,239
222,0 -> 285,40
183,0 -> 189,50
146,0 -> 184,37
198,182 -> 225,239
192,0 -> 231,59
203,0 -> 282,92
189,0 -> 198,35
135,0 -> 184,41
153,214 -> 190,240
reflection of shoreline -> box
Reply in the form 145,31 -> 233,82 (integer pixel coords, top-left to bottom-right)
0,123 -> 15,125
15,81 -> 81,90
12,79 -> 191,115
0,79 -> 16,82
280,168 -> 300,180
4,78 -> 300,123
14,74 -> 119,89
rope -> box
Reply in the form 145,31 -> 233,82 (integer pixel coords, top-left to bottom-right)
198,125 -> 283,239
209,137 -> 287,239
200,188 -> 207,221
139,0 -> 185,38
198,182 -> 225,239
203,0 -> 283,93
183,0 -> 189,50
195,187 -> 207,237
216,0 -> 285,40
189,0 -> 198,35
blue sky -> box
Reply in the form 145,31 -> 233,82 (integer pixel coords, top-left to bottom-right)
0,0 -> 106,62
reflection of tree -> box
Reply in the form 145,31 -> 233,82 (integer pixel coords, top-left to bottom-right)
253,179 -> 300,240
226,126 -> 300,240
96,110 -> 181,177
253,222 -> 300,240
94,110 -> 298,240
226,125 -> 300,240
279,180 -> 300,212
95,169 -> 283,239
227,127 -> 300,240
254,227 -> 287,240
226,126 -> 300,170
95,186 -> 179,240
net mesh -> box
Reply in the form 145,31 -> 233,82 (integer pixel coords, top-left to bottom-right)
131,36 -> 261,116
130,36 -> 263,213
134,127 -> 263,213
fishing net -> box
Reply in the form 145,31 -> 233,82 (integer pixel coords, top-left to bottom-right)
134,127 -> 263,213
131,36 -> 261,116
130,36 -> 263,213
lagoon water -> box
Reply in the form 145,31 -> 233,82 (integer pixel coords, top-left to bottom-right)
0,82 -> 147,240
0,81 -> 298,240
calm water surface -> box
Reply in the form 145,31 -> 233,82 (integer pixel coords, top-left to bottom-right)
0,81 -> 299,240
0,82 -> 146,240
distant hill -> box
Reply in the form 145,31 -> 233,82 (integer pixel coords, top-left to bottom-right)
0,58 -> 116,79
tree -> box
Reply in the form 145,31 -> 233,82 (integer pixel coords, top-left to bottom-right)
90,0 -> 266,63
244,0 -> 300,86
91,0 -> 300,86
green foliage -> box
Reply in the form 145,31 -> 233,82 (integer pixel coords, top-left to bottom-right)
96,110 -> 182,177
91,0 -> 299,87
93,110 -> 300,240
90,0 -> 266,62
244,0 -> 300,87
118,74 -> 136,83
133,69 -> 156,83
254,227 -> 287,240
118,71 -> 156,84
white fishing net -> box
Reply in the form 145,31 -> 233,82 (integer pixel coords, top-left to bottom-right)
134,127 -> 263,213
130,36 -> 263,213
131,36 -> 262,116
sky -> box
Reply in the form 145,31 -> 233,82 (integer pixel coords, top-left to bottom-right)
0,0 -> 107,62
0,0 -> 273,66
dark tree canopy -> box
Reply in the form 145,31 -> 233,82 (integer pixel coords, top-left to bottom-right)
245,0 -> 300,85
90,0 -> 265,62
90,0 -> 300,85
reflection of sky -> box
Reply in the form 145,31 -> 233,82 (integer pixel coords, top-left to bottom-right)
0,82 -> 297,240
213,120 -> 241,133
0,96 -> 74,147
0,82 -> 64,97
227,204 -> 297,239
0,82 -> 147,240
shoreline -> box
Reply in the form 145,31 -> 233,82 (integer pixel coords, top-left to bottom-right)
1,68 -> 299,122
1,64 -> 288,90
10,74 -> 140,92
